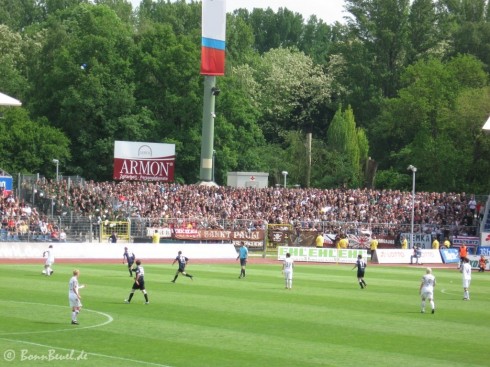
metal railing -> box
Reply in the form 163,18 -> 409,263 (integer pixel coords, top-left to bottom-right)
0,214 -> 479,244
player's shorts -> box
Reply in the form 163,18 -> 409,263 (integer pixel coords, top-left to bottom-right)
284,270 -> 293,280
178,267 -> 186,273
463,279 -> 471,288
420,289 -> 433,299
240,258 -> 247,267
132,279 -> 145,290
69,293 -> 82,308
45,259 -> 54,266
357,270 -> 365,278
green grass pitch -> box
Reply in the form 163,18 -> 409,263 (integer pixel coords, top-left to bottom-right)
0,261 -> 488,367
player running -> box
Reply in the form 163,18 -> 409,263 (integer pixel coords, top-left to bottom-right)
171,251 -> 193,283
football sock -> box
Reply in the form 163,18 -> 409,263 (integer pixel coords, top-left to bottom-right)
421,300 -> 426,310
143,293 -> 148,302
185,273 -> 192,278
173,275 -> 178,282
128,292 -> 134,302
72,311 -> 77,321
430,300 -> 435,310
359,281 -> 364,289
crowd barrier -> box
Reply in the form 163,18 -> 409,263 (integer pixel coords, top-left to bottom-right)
0,242 -> 237,260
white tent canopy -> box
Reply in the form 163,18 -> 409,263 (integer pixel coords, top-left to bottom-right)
0,91 -> 22,106
483,116 -> 490,131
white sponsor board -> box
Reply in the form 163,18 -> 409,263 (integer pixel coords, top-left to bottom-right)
278,246 -> 367,264
113,140 -> 175,181
0,242 -> 236,259
481,232 -> 490,247
146,227 -> 173,237
376,249 -> 443,264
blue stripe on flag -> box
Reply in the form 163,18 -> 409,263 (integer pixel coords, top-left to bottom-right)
202,37 -> 226,51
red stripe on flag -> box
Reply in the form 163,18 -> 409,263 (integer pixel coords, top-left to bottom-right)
201,47 -> 225,76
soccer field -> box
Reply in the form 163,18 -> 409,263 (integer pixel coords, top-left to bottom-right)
0,261 -> 488,367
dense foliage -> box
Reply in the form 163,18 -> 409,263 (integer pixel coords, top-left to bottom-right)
0,0 -> 489,193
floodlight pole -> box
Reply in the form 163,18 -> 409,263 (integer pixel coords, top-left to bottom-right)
199,76 -> 217,184
52,159 -> 59,182
408,165 -> 417,248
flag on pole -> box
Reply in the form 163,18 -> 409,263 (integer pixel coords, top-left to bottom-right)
201,0 -> 226,76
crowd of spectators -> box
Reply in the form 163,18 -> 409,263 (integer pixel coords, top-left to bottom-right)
0,190 -> 66,242
11,179 -> 484,240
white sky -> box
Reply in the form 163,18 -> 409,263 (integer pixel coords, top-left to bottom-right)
129,0 -> 348,24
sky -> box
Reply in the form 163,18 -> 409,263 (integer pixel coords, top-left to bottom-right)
129,0 -> 348,25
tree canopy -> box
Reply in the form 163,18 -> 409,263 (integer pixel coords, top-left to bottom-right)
0,0 -> 489,193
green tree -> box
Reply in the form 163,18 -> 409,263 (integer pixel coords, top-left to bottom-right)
133,21 -> 202,183
253,47 -> 332,142
345,0 -> 410,98
0,25 -> 29,99
27,3 -> 137,179
237,7 -> 304,54
326,106 -> 364,187
0,108 -> 71,176
407,0 -> 443,63
138,0 -> 201,37
372,54 -> 489,191
0,0 -> 46,30
212,68 -> 265,185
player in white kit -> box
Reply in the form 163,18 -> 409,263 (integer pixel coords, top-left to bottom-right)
68,269 -> 85,324
43,245 -> 54,276
282,253 -> 294,289
419,267 -> 436,314
460,257 -> 472,300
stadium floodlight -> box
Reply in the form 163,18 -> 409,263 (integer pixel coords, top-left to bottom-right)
281,171 -> 288,188
52,159 -> 59,182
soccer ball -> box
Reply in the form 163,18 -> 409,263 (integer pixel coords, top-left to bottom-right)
41,269 -> 47,275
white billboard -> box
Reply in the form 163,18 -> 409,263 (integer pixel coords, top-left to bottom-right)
113,141 -> 175,182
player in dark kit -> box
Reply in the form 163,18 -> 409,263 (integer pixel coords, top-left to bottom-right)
123,247 -> 136,277
171,251 -> 193,283
352,254 -> 367,289
124,260 -> 149,304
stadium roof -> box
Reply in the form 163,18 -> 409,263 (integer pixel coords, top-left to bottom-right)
0,92 -> 22,106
